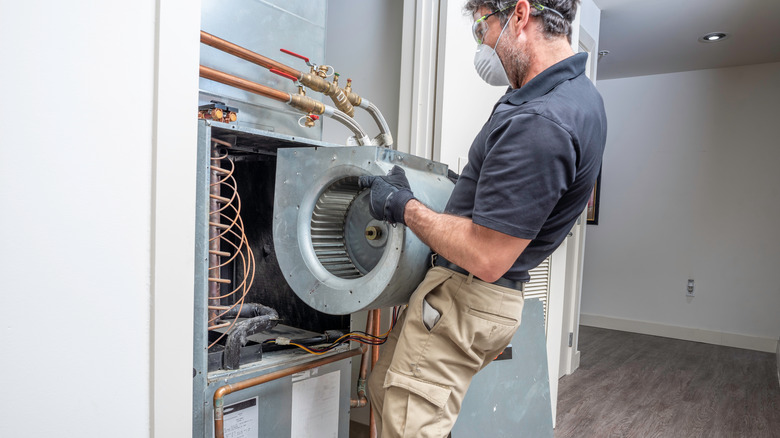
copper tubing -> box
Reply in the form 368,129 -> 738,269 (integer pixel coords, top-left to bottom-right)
350,312 -> 374,409
201,31 -> 300,78
210,165 -> 231,175
200,65 -> 290,103
208,145 -> 222,322
369,308 -> 382,438
209,193 -> 232,204
209,221 -> 230,230
200,31 -> 354,117
199,65 -> 326,116
213,348 -> 362,438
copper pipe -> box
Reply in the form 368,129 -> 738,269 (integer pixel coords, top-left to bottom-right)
209,249 -> 231,257
209,193 -> 232,204
211,137 -> 232,147
210,165 -> 231,175
369,308 -> 382,438
371,309 -> 381,366
209,221 -> 230,230
199,66 -> 326,116
208,277 -> 231,284
201,31 -> 300,79
200,65 -> 290,103
200,31 -> 354,116
208,145 -> 222,322
213,348 -> 362,438
350,312 -> 374,409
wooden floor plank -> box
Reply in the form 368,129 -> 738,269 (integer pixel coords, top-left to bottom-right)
556,326 -> 780,438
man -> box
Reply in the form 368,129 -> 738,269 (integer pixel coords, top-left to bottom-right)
361,1 -> 606,436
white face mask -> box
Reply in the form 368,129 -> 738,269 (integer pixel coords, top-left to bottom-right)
473,15 -> 511,87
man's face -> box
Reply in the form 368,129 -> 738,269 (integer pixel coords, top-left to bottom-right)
473,5 -> 531,88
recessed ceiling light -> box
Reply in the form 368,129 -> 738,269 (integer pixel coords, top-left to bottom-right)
699,32 -> 729,43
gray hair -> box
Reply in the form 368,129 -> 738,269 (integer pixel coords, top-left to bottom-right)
463,0 -> 580,39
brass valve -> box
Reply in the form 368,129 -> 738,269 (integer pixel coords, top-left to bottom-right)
344,78 -> 362,106
314,65 -> 331,78
280,48 -> 354,117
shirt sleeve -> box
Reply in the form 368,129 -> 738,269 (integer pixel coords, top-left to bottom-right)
471,113 -> 577,240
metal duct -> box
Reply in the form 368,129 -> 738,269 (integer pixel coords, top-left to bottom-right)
273,147 -> 454,315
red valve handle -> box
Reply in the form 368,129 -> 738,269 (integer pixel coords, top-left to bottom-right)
270,68 -> 299,82
309,115 -> 319,120
280,48 -> 310,64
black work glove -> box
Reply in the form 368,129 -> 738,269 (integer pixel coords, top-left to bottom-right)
447,169 -> 459,184
358,166 -> 416,226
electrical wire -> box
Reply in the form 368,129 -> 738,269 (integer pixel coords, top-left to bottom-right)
263,305 -> 405,355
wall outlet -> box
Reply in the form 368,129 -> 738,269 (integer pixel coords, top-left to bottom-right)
686,279 -> 695,297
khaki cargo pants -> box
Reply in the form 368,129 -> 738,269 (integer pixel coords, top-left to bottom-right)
367,266 -> 524,438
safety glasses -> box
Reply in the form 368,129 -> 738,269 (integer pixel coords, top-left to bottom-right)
471,2 -> 517,45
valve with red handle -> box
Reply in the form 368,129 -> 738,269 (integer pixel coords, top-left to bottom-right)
279,47 -> 354,118
270,68 -> 306,96
280,48 -> 334,78
298,113 -> 319,128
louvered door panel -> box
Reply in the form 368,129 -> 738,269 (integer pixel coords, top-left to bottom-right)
524,256 -> 552,335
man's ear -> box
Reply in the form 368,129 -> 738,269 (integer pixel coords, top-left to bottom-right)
509,0 -> 532,37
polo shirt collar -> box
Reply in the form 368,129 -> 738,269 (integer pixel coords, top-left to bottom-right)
499,52 -> 587,106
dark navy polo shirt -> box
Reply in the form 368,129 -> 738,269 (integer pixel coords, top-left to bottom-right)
445,52 -> 607,282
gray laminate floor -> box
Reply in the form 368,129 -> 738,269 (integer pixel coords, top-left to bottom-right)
555,326 -> 780,438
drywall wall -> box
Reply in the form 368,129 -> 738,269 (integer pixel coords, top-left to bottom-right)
323,0 -> 404,146
0,1 -> 155,436
435,0 -> 509,170
582,62 -> 780,351
0,0 -> 199,436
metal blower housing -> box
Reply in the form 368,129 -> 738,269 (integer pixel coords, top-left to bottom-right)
273,146 -> 454,315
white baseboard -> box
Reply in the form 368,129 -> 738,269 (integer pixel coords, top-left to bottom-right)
579,313 -> 777,353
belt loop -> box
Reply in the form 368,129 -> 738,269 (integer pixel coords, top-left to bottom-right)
430,253 -> 438,268
466,273 -> 473,284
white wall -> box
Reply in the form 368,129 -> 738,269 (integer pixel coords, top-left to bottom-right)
579,0 -> 601,47
435,1 -> 508,170
582,62 -> 780,351
323,0 -> 404,146
0,0 -> 199,436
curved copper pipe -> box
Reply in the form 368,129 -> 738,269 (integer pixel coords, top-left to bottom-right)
201,31 -> 300,79
350,312 -> 374,408
213,348 -> 362,438
199,65 -> 290,103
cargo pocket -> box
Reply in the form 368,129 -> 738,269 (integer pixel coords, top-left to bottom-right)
383,369 -> 451,409
382,369 -> 452,436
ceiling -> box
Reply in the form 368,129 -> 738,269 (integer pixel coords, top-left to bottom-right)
593,0 -> 780,80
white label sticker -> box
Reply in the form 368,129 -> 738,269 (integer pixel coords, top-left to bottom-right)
291,370 -> 340,438
222,397 -> 258,438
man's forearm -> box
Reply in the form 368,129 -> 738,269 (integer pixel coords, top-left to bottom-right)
403,199 -> 529,282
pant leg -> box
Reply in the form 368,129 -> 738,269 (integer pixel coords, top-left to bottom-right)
376,267 -> 525,438
367,305 -> 408,435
